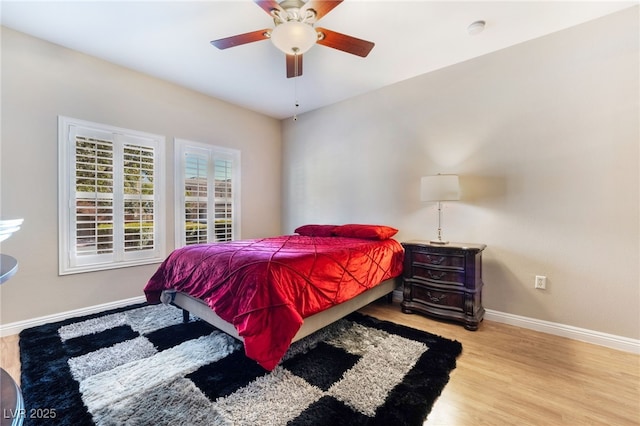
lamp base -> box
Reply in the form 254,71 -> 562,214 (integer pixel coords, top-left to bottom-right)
430,239 -> 449,245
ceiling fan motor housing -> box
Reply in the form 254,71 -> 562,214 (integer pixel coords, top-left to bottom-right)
271,0 -> 317,26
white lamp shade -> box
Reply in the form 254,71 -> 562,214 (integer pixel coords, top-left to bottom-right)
420,175 -> 460,202
270,21 -> 318,55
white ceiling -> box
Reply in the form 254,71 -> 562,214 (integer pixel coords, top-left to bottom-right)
1,1 -> 635,119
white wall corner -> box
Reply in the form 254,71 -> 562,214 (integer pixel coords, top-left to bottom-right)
484,309 -> 640,354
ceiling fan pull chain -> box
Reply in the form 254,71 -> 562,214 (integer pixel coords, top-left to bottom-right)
293,49 -> 299,121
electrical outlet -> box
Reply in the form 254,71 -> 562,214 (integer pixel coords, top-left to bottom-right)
535,275 -> 547,290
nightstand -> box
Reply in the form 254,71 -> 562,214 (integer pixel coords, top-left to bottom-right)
401,241 -> 486,331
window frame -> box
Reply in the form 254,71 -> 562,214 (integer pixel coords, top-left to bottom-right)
174,138 -> 241,248
58,116 -> 166,275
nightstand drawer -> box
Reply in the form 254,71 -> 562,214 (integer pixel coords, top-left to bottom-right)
411,285 -> 464,312
412,265 -> 465,285
413,251 -> 464,269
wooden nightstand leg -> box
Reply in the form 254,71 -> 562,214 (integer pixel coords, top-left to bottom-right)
400,302 -> 414,314
464,323 -> 479,331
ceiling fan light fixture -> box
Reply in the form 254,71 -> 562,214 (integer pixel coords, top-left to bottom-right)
271,21 -> 317,55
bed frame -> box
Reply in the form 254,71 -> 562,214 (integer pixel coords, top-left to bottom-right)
161,277 -> 399,343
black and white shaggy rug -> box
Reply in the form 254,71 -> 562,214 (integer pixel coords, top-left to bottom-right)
19,303 -> 462,425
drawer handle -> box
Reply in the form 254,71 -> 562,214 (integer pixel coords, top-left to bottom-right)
427,291 -> 447,303
427,255 -> 446,265
427,270 -> 446,280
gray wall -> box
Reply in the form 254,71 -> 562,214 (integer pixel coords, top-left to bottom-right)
0,27 -> 282,324
282,8 -> 639,338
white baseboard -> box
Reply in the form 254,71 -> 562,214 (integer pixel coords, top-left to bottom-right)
0,296 -> 146,337
2,295 -> 638,355
485,309 -> 640,354
2,291 -> 402,338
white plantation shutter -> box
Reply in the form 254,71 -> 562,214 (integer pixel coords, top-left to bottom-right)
74,132 -> 115,260
214,158 -> 234,242
59,117 -> 165,275
175,139 -> 240,248
122,142 -> 156,254
184,150 -> 209,245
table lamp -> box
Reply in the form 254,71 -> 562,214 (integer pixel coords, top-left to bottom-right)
420,175 -> 460,244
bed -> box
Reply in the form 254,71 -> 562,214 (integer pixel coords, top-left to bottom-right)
144,224 -> 404,370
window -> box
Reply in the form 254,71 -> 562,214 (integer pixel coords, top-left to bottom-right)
58,116 -> 165,275
175,139 -> 241,248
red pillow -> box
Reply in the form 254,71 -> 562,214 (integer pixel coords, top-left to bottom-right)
333,224 -> 398,240
294,224 -> 337,237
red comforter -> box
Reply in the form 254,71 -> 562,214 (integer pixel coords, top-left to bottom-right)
144,235 -> 404,370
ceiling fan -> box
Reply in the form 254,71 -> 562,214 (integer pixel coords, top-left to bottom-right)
210,0 -> 375,78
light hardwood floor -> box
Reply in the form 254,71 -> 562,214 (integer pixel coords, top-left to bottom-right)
1,301 -> 639,425
360,301 -> 640,425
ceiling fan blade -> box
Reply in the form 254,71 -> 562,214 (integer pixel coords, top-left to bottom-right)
210,29 -> 271,49
303,0 -> 343,20
286,54 -> 303,78
316,27 -> 374,57
254,0 -> 283,16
